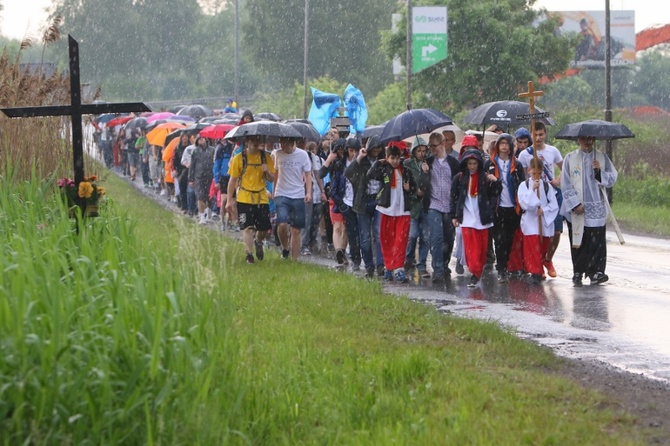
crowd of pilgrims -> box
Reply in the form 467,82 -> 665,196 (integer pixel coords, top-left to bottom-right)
94,110 -> 617,289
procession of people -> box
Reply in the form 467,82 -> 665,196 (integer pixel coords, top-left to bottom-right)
92,102 -> 624,289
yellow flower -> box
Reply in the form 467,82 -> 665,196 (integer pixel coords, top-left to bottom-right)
78,181 -> 94,199
97,187 -> 106,195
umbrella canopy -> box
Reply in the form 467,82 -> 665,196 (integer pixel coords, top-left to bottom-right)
168,104 -> 188,114
124,117 -> 148,131
286,121 -> 320,142
554,119 -> 635,141
255,112 -> 282,122
164,122 -> 211,146
94,113 -> 120,125
463,100 -> 555,127
362,124 -> 386,139
224,121 -> 303,142
199,123 -> 236,140
146,122 -> 188,146
177,104 -> 214,120
106,115 -> 134,128
146,112 -> 176,123
378,108 -> 453,144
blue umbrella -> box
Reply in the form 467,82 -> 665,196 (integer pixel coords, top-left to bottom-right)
378,109 -> 453,144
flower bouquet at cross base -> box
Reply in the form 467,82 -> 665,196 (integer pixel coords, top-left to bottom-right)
57,175 -> 106,217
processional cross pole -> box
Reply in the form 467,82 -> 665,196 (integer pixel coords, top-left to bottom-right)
518,80 -> 546,233
0,35 -> 151,210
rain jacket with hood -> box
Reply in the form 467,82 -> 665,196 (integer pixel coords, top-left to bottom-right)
450,149 -> 501,225
484,133 -> 525,212
344,135 -> 384,215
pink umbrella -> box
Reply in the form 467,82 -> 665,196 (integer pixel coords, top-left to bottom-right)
146,112 -> 177,123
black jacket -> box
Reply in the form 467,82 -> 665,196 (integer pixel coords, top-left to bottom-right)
344,155 -> 377,214
366,160 -> 416,212
450,150 -> 502,225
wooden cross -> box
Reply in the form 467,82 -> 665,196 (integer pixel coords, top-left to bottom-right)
0,35 -> 151,210
518,81 -> 544,163
519,80 -> 548,234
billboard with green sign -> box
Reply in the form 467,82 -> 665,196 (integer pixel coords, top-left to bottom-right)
412,6 -> 448,74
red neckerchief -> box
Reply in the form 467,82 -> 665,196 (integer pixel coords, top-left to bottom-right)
468,171 -> 479,197
391,164 -> 403,188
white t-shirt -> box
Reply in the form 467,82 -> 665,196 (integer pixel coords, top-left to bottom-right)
273,148 -> 312,199
518,144 -> 563,182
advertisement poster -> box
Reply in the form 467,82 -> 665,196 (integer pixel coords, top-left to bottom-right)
545,10 -> 636,67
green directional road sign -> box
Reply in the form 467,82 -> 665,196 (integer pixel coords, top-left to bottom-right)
412,6 -> 448,74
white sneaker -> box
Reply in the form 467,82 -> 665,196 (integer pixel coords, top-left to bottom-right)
160,189 -> 167,196
199,213 -> 207,225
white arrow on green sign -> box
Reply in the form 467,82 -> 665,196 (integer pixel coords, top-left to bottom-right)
412,6 -> 448,74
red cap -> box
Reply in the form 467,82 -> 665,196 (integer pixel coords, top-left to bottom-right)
461,135 -> 479,149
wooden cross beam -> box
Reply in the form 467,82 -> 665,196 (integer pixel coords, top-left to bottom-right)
518,80 -> 546,233
0,35 -> 151,210
518,81 -> 544,162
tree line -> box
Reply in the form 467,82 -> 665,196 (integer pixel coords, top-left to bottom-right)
1,0 -> 669,121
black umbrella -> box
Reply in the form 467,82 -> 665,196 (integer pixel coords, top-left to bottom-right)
378,108 -> 453,144
224,122 -> 303,142
554,119 -> 635,141
164,122 -> 211,146
362,124 -> 386,139
177,104 -> 214,120
198,116 -> 222,124
168,104 -> 188,114
124,117 -> 148,131
286,121 -> 320,142
255,112 -> 282,122
284,118 -> 311,124
463,100 -> 556,127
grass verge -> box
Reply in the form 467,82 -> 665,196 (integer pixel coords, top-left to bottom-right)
0,171 -> 650,445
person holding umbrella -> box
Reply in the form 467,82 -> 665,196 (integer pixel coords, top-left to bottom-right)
273,136 -> 313,260
560,136 -> 618,286
226,136 -> 276,264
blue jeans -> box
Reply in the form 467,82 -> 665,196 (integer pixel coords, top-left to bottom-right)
187,184 -> 197,215
427,209 -> 455,276
357,209 -> 383,270
275,196 -> 307,229
342,207 -> 361,266
301,202 -> 323,249
406,210 -> 430,271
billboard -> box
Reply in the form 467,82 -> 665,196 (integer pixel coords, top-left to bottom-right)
412,7 -> 448,74
545,10 -> 636,68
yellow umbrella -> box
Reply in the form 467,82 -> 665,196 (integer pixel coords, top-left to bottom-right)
147,122 -> 187,146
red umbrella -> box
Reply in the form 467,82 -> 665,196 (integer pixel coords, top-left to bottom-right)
106,116 -> 133,127
200,123 -> 236,139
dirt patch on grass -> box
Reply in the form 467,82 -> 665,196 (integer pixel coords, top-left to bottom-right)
555,358 -> 670,444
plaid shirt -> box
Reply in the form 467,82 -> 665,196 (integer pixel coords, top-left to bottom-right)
429,156 -> 452,214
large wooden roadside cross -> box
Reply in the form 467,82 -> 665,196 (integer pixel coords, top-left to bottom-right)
0,35 -> 151,210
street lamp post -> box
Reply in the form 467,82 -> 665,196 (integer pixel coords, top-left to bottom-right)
605,0 -> 614,201
406,0 -> 412,111
303,0 -> 310,119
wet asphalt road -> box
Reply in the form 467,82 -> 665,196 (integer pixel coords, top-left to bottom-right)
379,231 -> 670,383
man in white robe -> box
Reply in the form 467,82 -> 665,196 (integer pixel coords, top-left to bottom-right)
560,136 -> 618,286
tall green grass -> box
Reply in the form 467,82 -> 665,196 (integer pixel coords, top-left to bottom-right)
0,170 -> 649,445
